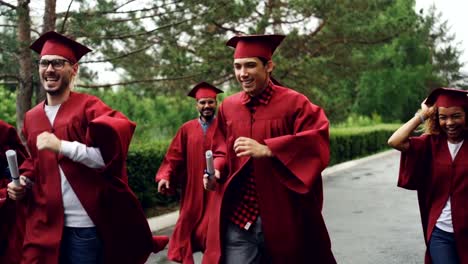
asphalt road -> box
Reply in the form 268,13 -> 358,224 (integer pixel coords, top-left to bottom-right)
147,150 -> 426,263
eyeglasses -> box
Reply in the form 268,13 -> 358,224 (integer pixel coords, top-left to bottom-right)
38,59 -> 71,69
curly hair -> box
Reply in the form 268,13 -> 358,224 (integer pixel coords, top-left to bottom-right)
423,108 -> 440,135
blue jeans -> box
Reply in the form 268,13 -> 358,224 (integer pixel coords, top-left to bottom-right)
223,217 -> 270,264
60,227 -> 103,264
429,226 -> 460,264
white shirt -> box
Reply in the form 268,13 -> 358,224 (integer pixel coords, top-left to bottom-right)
44,104 -> 105,227
435,140 -> 463,233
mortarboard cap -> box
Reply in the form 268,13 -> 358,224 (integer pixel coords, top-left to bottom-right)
226,34 -> 285,60
30,31 -> 92,64
425,87 -> 468,108
187,82 -> 224,100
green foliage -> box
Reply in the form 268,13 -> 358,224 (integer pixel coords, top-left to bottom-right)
127,140 -> 179,215
333,113 -> 383,128
0,85 -> 17,125
329,124 -> 400,165
352,5 -> 467,122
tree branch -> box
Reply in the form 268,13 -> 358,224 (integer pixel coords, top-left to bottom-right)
0,1 -> 15,10
0,74 -> 19,81
310,19 -> 326,38
82,43 -> 157,63
109,7 -> 188,23
0,24 -> 16,28
113,0 -> 136,11
60,0 -> 74,33
276,17 -> 309,25
76,74 -> 203,89
85,19 -> 191,40
56,0 -> 182,17
110,14 -> 159,23
211,21 -> 245,35
309,32 -> 402,57
213,73 -> 235,86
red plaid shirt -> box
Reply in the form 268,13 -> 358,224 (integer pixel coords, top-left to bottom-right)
228,82 -> 274,230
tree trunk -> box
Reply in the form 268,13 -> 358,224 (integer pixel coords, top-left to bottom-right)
34,0 -> 57,104
43,0 -> 56,32
16,0 -> 33,134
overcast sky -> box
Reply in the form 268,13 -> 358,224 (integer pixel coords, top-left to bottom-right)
416,0 -> 468,72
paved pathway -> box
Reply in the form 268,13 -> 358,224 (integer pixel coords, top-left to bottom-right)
146,150 -> 426,263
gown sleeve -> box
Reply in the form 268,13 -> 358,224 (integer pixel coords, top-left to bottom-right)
264,97 -> 330,194
397,134 -> 430,190
212,105 -> 228,181
82,97 -> 136,180
155,125 -> 186,189
86,112 -> 135,180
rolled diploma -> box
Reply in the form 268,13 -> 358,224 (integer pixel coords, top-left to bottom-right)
205,150 -> 215,180
5,150 -> 20,186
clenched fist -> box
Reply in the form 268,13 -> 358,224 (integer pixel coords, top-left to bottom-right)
233,137 -> 272,158
36,131 -> 61,153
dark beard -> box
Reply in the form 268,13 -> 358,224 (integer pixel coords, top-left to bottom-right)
200,108 -> 215,121
203,115 -> 214,121
43,77 -> 70,96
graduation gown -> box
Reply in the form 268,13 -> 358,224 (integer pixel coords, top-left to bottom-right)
19,92 -> 168,264
203,83 -> 336,264
0,120 -> 28,264
398,133 -> 468,264
155,119 -> 216,263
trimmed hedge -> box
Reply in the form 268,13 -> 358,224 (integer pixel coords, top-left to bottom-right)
127,140 -> 176,215
329,124 -> 400,165
128,124 -> 400,215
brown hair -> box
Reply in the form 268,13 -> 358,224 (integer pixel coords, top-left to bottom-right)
423,108 -> 440,135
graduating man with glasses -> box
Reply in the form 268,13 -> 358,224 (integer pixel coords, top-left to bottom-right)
7,31 -> 168,264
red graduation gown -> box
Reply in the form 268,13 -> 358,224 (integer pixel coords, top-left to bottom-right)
204,83 -> 336,264
19,92 -> 168,264
155,119 -> 216,263
398,133 -> 468,264
0,120 -> 28,264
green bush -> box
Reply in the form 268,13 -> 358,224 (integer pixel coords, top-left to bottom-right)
127,140 -> 179,216
127,124 -> 401,216
0,85 -> 16,125
329,124 -> 400,165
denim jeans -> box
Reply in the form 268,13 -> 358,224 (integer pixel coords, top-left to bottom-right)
223,217 -> 270,264
59,227 -> 103,264
429,226 -> 460,264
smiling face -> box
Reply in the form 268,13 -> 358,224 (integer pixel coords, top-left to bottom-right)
233,57 -> 273,97
39,54 -> 78,97
197,97 -> 217,122
438,106 -> 467,143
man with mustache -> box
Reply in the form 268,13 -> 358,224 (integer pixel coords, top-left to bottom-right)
0,120 -> 28,264
155,82 -> 223,264
7,31 -> 168,264
203,34 -> 336,263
